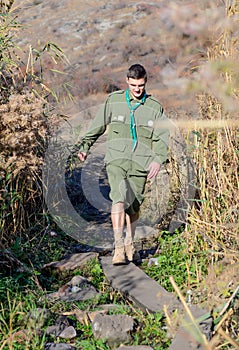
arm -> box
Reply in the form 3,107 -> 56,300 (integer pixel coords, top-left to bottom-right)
148,110 -> 169,179
77,97 -> 111,161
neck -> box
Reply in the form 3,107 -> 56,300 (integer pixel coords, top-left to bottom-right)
128,89 -> 146,101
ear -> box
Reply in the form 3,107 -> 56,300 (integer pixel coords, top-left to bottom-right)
126,77 -> 129,84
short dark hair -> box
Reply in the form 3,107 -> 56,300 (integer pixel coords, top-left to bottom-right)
127,64 -> 147,82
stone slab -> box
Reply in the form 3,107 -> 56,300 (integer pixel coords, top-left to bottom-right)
100,257 -> 213,350
42,252 -> 98,272
100,256 -> 179,313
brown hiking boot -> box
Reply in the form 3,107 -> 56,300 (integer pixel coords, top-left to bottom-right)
125,240 -> 140,262
112,246 -> 126,265
124,241 -> 135,262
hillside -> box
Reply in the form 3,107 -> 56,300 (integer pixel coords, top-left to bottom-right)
14,0 -> 225,116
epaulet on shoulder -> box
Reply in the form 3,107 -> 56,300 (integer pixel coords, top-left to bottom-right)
147,94 -> 160,104
109,89 -> 125,96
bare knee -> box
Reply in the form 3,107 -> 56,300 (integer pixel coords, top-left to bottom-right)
111,202 -> 124,214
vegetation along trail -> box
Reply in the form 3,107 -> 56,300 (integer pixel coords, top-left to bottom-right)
0,1 -> 238,349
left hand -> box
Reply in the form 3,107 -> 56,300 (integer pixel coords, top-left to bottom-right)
147,161 -> 160,180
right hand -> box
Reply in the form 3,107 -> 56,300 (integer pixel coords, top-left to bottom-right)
78,151 -> 87,162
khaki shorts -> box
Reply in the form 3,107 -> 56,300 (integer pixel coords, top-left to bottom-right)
106,163 -> 147,215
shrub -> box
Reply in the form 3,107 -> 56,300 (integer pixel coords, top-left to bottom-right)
0,1 -> 68,246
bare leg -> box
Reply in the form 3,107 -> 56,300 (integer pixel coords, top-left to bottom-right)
125,211 -> 139,261
111,202 -> 126,264
125,212 -> 139,238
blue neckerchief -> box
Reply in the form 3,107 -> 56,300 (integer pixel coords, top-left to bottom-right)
125,89 -> 146,151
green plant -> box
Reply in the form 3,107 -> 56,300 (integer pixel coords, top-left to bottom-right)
75,336 -> 110,350
143,231 -> 208,292
133,311 -> 170,349
0,280 -> 47,350
74,258 -> 106,290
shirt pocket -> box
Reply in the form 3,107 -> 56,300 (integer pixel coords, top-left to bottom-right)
108,118 -> 130,139
137,122 -> 153,153
137,125 -> 153,139
107,138 -> 127,152
105,138 -> 128,165
137,117 -> 154,139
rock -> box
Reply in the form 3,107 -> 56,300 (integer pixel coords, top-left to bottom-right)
58,326 -> 77,339
62,308 -> 108,325
44,344 -> 76,350
92,313 -> 134,347
86,310 -> 108,323
42,252 -> 99,272
55,315 -> 72,328
147,257 -> 159,266
46,315 -> 76,339
46,325 -> 61,337
70,275 -> 87,286
0,248 -> 29,275
46,275 -> 100,302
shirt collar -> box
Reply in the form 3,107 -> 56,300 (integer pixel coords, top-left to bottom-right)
127,90 -> 147,104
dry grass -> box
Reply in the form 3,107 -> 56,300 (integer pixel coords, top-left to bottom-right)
0,92 -> 51,244
0,1 -> 64,246
183,0 -> 239,263
177,3 -> 239,347
185,101 -> 238,257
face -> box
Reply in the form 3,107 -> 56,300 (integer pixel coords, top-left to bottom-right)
126,77 -> 146,99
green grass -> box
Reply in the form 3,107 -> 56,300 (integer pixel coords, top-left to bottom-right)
0,238 -> 172,350
0,277 -> 47,350
142,231 -> 209,293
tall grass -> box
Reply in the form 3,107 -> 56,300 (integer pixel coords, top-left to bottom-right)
184,2 -> 239,262
0,92 -> 50,245
0,1 -> 68,246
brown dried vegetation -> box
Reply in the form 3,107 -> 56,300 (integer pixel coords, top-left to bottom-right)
0,3 -> 62,245
0,92 -> 48,243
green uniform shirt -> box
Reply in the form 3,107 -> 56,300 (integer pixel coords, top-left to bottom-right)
77,90 -> 169,172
